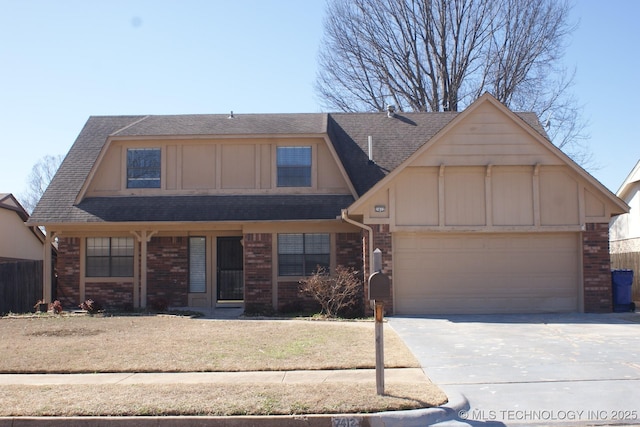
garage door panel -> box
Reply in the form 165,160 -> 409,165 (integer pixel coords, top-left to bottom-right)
398,296 -> 578,315
394,233 -> 579,314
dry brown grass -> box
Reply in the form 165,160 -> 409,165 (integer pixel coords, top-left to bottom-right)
0,314 -> 418,373
0,314 -> 447,416
0,383 -> 447,416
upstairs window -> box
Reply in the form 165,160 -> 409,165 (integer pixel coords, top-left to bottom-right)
278,233 -> 330,276
86,237 -> 134,277
127,148 -> 161,188
277,146 -> 311,187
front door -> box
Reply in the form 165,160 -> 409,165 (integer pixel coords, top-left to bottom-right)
216,236 -> 244,302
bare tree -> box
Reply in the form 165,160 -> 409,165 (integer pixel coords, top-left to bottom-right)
20,154 -> 64,213
316,0 -> 589,164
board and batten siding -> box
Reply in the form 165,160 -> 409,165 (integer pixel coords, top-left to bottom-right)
84,137 -> 352,197
348,98 -> 621,314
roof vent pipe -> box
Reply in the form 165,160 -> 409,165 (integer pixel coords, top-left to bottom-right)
387,105 -> 396,118
368,135 -> 373,163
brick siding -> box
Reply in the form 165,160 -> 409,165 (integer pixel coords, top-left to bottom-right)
363,224 -> 393,315
85,281 -> 133,310
147,236 -> 189,308
583,223 -> 613,312
336,232 -> 364,271
56,237 -> 81,308
277,281 -> 318,313
244,233 -> 273,313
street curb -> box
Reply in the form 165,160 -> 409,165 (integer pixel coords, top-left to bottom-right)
368,391 -> 469,427
0,393 -> 469,427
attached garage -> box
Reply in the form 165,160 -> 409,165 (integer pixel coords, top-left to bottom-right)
394,233 -> 580,314
341,94 -> 628,314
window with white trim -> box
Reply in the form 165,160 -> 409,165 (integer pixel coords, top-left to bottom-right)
278,233 -> 330,276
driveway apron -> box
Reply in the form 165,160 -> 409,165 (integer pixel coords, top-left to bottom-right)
388,313 -> 640,426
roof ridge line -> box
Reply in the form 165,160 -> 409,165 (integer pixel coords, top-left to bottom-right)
111,115 -> 151,136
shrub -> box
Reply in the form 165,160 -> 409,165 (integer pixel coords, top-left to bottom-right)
79,299 -> 102,314
51,300 -> 63,314
299,266 -> 363,318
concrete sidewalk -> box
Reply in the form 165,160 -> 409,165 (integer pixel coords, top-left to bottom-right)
0,367 -> 428,385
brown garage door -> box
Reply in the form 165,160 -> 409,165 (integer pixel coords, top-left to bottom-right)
394,233 -> 579,314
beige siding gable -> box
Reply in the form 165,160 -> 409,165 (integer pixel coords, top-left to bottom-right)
182,145 -> 216,190
89,145 -> 122,192
348,95 -> 627,230
539,167 -> 579,226
411,101 -> 561,167
358,163 -> 622,230
395,168 -> 438,226
491,166 -> 534,226
84,136 -> 353,197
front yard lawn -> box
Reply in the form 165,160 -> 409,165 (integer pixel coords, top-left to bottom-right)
0,314 -> 447,416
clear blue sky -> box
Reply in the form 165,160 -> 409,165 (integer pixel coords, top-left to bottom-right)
1,0 -> 638,203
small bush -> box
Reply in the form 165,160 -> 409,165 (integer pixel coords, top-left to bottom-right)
299,266 -> 363,318
79,299 -> 102,315
51,300 -> 63,314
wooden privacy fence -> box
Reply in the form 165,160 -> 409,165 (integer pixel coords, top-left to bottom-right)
611,252 -> 640,301
0,260 -> 43,314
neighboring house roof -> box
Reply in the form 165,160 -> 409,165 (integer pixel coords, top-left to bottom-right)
616,159 -> 640,200
25,95 -> 565,226
0,193 -> 30,223
0,193 -> 46,261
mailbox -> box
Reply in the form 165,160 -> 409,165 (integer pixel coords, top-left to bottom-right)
368,271 -> 390,300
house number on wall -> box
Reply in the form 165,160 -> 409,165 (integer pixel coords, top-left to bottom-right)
332,416 -> 362,427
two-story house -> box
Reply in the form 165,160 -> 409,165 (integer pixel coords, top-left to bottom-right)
28,94 -> 628,315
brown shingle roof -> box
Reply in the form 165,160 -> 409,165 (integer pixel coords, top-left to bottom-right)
28,109 -> 548,225
112,113 -> 328,136
74,195 -> 354,222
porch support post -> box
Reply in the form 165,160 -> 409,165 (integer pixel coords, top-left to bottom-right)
140,231 -> 148,309
42,231 -> 55,302
132,230 -> 157,309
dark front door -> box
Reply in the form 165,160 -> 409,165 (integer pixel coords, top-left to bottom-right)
216,237 -> 244,302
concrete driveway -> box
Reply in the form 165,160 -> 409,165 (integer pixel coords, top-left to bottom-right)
388,313 -> 640,426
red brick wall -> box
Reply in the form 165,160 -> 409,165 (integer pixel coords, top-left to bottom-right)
147,236 -> 188,308
56,237 -> 80,308
244,233 -> 273,313
363,224 -> 393,315
276,232 -> 364,314
336,232 -> 364,270
583,223 -> 613,312
85,281 -> 133,310
277,281 -> 318,313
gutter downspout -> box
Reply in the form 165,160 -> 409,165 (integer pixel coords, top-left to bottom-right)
341,209 -> 375,275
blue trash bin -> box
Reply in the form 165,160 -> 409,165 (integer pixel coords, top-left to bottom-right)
611,270 -> 634,312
